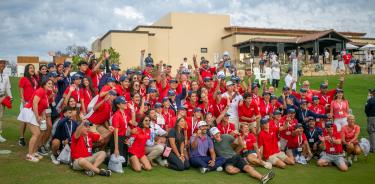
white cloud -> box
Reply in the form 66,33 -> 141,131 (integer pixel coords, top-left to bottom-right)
114,6 -> 144,20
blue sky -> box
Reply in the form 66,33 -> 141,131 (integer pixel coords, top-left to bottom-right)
1,0 -> 374,62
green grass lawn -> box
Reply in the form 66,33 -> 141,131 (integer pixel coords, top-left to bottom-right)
1,75 -> 375,184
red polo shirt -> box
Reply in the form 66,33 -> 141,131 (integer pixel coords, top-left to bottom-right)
258,129 -> 280,160
128,127 -> 150,158
287,133 -> 307,149
217,122 -> 235,135
242,133 -> 257,151
238,101 -> 259,123
112,109 -> 131,136
87,100 -> 112,125
259,100 -> 273,118
71,132 -> 100,160
323,132 -> 343,154
19,76 -> 38,103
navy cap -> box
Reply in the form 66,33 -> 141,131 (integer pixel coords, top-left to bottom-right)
119,75 -> 128,82
47,63 -> 56,68
154,102 -> 162,108
135,70 -> 142,75
99,64 -> 105,70
77,60 -> 88,66
325,121 -> 333,128
111,64 -> 121,71
295,123 -> 303,129
145,62 -> 154,67
72,73 -> 83,80
308,116 -> 315,121
273,110 -> 282,115
204,76 -> 212,82
282,86 -> 290,91
168,90 -> 176,96
336,88 -> 344,93
251,83 -> 260,89
169,78 -> 178,83
262,91 -> 271,96
63,61 -> 71,68
270,95 -> 277,100
47,71 -> 58,78
260,117 -> 269,125
114,96 -> 126,105
301,99 -> 308,104
218,74 -> 226,80
312,95 -> 319,101
162,97 -> 169,102
108,90 -> 117,96
287,108 -> 296,114
181,70 -> 190,75
144,101 -> 150,106
300,88 -> 307,93
107,77 -> 116,83
231,76 -> 240,82
200,60 -> 209,64
320,83 -> 328,89
148,87 -> 157,93
178,105 -> 187,111
194,107 -> 202,112
126,69 -> 135,75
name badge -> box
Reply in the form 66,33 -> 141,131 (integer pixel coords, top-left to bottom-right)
309,138 -> 314,143
286,131 -> 291,135
297,147 -> 303,152
45,108 -> 52,114
338,111 -> 343,115
87,148 -> 92,153
329,147 -> 335,152
52,102 -> 56,107
316,118 -> 320,122
77,103 -> 81,108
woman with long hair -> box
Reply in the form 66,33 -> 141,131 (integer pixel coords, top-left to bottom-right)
130,81 -> 141,97
37,64 -> 48,84
18,79 -> 54,162
80,77 -> 96,115
18,64 -> 39,146
330,89 -> 350,132
128,116 -> 152,172
166,118 -> 190,171
341,115 -> 362,165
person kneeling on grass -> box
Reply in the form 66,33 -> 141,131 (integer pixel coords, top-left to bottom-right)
189,121 -> 226,173
258,118 -> 295,169
50,106 -> 78,164
70,121 -> 114,177
285,123 -> 313,164
210,127 -> 274,184
304,117 -> 323,159
239,124 -> 272,170
341,115 -> 362,165
317,122 -> 348,172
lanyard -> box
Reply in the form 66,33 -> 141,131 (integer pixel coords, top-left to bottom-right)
32,77 -> 38,89
86,89 -> 92,100
120,110 -> 128,129
84,136 -> 90,148
302,110 -> 308,120
321,95 -> 329,104
298,135 -> 303,146
264,101 -> 270,114
337,101 -> 344,110
309,129 -> 315,138
192,117 -> 198,135
65,121 -> 73,138
224,123 -> 230,134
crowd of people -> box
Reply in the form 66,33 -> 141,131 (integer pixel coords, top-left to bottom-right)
0,49 -> 374,183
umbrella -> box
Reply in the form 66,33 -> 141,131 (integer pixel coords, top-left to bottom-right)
346,43 -> 359,50
360,43 -> 375,50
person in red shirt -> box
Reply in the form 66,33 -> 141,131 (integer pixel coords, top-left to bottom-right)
330,89 -> 350,132
317,122 -> 348,172
259,91 -> 273,118
309,95 -> 326,128
63,74 -> 82,109
216,109 -> 236,136
128,116 -> 152,172
117,75 -> 131,101
110,96 -> 136,167
199,92 -> 214,115
71,121 -> 113,176
18,64 -> 39,146
285,124 -> 312,164
185,91 -> 199,117
240,124 -> 272,169
238,92 -> 260,134
186,107 -> 203,139
279,109 -> 298,150
193,56 -> 216,80
18,79 -> 54,162
80,77 -> 97,115
258,118 -> 295,169
342,51 -> 352,74
341,115 -> 361,164
212,90 -> 228,117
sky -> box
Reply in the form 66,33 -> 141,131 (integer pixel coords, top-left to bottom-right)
1,0 -> 374,63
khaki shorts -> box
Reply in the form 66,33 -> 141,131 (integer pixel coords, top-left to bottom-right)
72,151 -> 105,170
267,152 -> 288,165
240,122 -> 257,129
89,124 -> 109,135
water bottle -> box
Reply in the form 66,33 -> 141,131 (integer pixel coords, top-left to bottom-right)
128,137 -> 135,147
40,120 -> 47,131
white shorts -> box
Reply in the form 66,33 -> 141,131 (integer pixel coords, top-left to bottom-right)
17,107 -> 39,126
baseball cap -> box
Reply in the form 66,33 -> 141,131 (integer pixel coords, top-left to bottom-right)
169,78 -> 178,83
178,105 -> 187,111
260,117 -> 269,125
282,86 -> 290,91
287,108 -> 296,114
197,121 -> 208,128
251,83 -> 260,89
162,97 -> 169,102
108,90 -> 117,96
325,121 -> 333,128
126,69 -> 135,75
270,95 -> 277,100
111,64 -> 121,71
107,77 -> 116,83
273,110 -> 282,115
300,88 -> 307,93
312,95 -> 319,101
154,102 -> 162,108
148,87 -> 157,93
194,107 -> 202,112
308,116 -> 315,121
226,81 -> 234,86
168,90 -> 176,96
77,60 -> 88,66
320,83 -> 328,89
71,73 -> 83,80
209,127 -> 220,135
119,75 -> 128,82
336,88 -> 344,93
99,64 -> 105,70
204,76 -> 212,82
114,96 -> 126,105
47,71 -> 58,78
262,91 -> 271,96
47,63 -> 56,68
301,99 -> 308,104
63,61 -> 71,68
295,123 -> 303,129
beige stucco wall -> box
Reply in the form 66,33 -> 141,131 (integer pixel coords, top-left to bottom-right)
152,13 -> 172,26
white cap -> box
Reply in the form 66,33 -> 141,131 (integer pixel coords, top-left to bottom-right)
209,127 -> 220,135
197,121 -> 208,128
223,51 -> 229,56
226,81 -> 234,86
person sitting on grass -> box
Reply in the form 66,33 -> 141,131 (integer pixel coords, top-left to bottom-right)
50,106 -> 78,165
285,123 -> 313,164
210,127 -> 275,184
189,121 -> 225,173
258,117 -> 295,169
166,118 -> 190,171
70,121 -> 114,177
341,115 -> 362,165
239,124 -> 272,170
304,117 -> 323,159
317,122 -> 348,172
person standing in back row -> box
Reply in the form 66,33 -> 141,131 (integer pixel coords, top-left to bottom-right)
0,59 -> 13,142
365,89 -> 375,152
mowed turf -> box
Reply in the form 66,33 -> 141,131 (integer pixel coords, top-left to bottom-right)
0,75 -> 375,184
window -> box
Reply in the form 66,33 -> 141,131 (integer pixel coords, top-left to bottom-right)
201,48 -> 207,53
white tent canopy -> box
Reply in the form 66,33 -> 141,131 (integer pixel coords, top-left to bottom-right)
360,44 -> 375,50
346,43 -> 359,50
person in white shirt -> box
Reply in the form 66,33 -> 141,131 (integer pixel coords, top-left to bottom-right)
324,49 -> 330,64
0,59 -> 13,142
221,81 -> 243,130
366,51 -> 373,74
284,67 -> 296,91
147,108 -> 168,166
271,62 -> 281,89
182,57 -> 189,71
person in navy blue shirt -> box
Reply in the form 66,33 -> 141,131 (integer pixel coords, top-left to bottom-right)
50,106 -> 78,164
304,116 -> 323,158
278,86 -> 299,109
98,64 -> 121,90
296,100 -> 329,129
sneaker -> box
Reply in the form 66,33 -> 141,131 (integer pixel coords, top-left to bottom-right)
51,154 -> 60,165
98,169 -> 112,177
0,135 -> 6,142
353,155 -> 358,162
34,152 -> 43,160
44,145 -> 50,152
85,170 -> 95,177
200,167 -> 209,174
300,155 -> 307,165
19,137 -> 26,147
26,154 -> 39,163
263,162 -> 273,170
261,170 -> 275,184
216,166 -> 223,172
38,147 -> 48,156
347,157 -> 353,167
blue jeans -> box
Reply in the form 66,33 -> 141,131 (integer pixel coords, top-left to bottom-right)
190,156 -> 225,170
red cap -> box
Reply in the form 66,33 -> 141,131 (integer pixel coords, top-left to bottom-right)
1,96 -> 12,109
